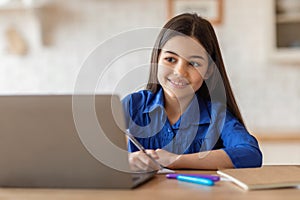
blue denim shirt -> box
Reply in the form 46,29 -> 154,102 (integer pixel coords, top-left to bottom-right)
122,88 -> 262,168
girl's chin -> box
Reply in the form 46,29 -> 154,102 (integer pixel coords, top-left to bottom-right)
163,87 -> 194,99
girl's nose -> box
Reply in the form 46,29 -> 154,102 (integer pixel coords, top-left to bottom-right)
173,60 -> 188,76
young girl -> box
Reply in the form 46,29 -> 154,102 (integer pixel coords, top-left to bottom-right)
122,13 -> 262,171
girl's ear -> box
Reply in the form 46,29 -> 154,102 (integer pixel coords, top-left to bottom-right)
203,64 -> 214,80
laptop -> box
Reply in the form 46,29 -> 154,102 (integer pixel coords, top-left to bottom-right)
0,94 -> 156,189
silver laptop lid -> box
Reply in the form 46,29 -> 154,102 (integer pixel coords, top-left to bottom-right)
0,94 -> 147,189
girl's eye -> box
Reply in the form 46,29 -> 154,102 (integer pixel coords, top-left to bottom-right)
165,57 -> 176,63
189,61 -> 201,67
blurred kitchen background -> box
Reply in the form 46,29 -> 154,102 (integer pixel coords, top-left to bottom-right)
0,0 -> 299,164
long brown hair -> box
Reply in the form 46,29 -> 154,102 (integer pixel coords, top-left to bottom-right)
146,13 -> 245,126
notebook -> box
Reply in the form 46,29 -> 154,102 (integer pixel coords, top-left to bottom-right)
0,94 -> 157,189
217,166 -> 300,190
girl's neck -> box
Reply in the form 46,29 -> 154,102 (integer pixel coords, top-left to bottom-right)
164,94 -> 194,125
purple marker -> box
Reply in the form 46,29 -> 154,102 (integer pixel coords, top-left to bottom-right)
166,174 -> 220,182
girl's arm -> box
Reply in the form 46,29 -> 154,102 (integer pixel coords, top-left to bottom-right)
156,149 -> 234,170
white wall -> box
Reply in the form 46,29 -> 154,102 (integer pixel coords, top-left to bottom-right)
261,142 -> 300,164
220,0 -> 300,134
0,0 -> 300,135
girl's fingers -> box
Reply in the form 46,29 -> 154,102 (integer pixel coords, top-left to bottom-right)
139,152 -> 160,170
129,152 -> 148,171
129,151 -> 160,171
134,159 -> 149,171
145,149 -> 159,159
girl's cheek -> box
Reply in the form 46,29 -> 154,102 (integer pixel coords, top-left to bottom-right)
158,64 -> 173,74
157,69 -> 165,84
157,66 -> 172,86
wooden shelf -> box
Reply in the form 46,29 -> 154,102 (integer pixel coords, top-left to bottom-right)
271,1 -> 300,63
276,13 -> 300,23
270,48 -> 300,64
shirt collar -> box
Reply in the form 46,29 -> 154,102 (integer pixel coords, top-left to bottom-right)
143,88 -> 211,125
142,87 -> 164,113
175,94 -> 211,130
190,95 -> 211,125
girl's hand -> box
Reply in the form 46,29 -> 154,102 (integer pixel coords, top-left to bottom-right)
128,150 -> 160,172
155,149 -> 181,169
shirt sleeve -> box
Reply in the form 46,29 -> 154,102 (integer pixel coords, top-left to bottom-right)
221,111 -> 263,168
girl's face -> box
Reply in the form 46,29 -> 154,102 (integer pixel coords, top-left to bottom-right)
157,36 -> 210,100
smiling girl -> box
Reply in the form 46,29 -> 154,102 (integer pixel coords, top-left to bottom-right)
122,13 -> 262,171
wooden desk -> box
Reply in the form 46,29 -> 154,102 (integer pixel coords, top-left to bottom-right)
0,170 -> 299,200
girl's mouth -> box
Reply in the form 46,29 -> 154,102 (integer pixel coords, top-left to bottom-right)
167,78 -> 189,89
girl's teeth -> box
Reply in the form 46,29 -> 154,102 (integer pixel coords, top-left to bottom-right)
171,80 -> 186,86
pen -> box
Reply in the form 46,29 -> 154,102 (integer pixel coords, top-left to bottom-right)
166,174 -> 220,182
176,175 -> 215,186
126,132 -> 164,170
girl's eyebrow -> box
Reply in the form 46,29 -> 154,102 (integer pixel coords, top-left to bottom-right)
190,55 -> 205,60
164,50 -> 179,56
163,50 -> 205,60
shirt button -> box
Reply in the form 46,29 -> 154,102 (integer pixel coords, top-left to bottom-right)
168,128 -> 171,132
